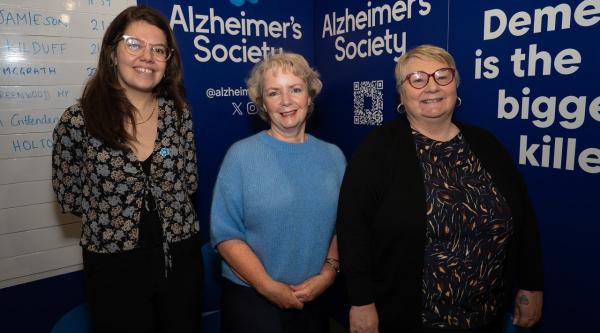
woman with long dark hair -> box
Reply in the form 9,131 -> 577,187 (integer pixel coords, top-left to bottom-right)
52,6 -> 202,332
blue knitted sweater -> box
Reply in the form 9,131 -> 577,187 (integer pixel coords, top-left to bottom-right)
210,131 -> 346,286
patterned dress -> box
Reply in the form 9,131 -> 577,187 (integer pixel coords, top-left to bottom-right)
414,130 -> 514,329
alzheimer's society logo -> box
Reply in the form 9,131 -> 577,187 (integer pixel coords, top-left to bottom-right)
353,80 -> 384,125
230,0 -> 259,6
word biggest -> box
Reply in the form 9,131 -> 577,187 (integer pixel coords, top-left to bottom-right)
498,87 -> 600,130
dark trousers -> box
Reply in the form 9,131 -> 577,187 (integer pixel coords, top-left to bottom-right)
220,278 -> 329,333
82,236 -> 203,333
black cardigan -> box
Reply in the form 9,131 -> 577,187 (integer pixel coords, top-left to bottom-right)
336,116 -> 543,332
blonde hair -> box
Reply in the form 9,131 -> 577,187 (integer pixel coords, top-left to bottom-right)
246,52 -> 323,122
395,44 -> 460,92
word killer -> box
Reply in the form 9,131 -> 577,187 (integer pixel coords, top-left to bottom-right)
519,135 -> 599,174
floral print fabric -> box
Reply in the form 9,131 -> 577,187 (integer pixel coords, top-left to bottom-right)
52,98 -> 199,253
413,131 -> 514,329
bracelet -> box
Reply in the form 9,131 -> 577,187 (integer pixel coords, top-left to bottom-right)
325,257 -> 340,273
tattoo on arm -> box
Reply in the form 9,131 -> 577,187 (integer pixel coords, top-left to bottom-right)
518,295 -> 530,305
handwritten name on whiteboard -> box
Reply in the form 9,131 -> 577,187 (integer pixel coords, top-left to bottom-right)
0,110 -> 63,134
1,61 -> 96,85
1,35 -> 101,61
0,85 -> 83,110
0,132 -> 53,158
1,6 -> 115,38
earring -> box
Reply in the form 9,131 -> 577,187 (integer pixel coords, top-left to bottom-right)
396,103 -> 405,114
456,97 -> 462,107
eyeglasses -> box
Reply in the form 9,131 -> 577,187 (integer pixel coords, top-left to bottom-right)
401,68 -> 456,89
120,35 -> 173,61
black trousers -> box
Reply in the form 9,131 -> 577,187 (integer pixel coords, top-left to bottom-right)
220,278 -> 329,333
82,236 -> 203,333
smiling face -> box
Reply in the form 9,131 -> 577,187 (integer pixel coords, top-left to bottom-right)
262,68 -> 311,142
113,20 -> 167,96
399,57 -> 458,127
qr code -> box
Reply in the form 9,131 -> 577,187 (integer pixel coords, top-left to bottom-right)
353,80 -> 384,125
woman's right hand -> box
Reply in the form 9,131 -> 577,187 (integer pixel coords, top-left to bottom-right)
217,240 -> 303,309
257,279 -> 304,310
350,303 -> 379,333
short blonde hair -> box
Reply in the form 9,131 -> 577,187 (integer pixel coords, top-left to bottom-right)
246,52 -> 323,122
394,44 -> 460,92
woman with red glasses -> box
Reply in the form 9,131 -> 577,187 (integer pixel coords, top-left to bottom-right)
337,44 -> 543,333
52,6 -> 202,332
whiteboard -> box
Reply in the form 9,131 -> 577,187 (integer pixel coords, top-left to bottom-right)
0,0 -> 136,289
0,85 -> 85,110
0,5 -> 121,37
1,0 -> 135,14
0,156 -> 51,184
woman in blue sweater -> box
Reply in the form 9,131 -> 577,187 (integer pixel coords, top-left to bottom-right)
210,52 -> 346,333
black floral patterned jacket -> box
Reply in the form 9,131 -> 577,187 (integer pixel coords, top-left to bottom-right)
52,98 -> 199,253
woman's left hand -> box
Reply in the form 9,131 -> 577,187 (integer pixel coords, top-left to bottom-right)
290,268 -> 336,303
513,289 -> 543,327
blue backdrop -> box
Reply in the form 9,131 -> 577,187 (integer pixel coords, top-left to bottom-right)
313,1 -> 599,333
1,1 -> 597,332
448,2 -> 599,332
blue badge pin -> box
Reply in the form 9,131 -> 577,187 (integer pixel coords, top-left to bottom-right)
159,147 -> 170,157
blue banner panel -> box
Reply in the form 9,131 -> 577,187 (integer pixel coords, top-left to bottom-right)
313,0 -> 450,155
448,1 -> 599,332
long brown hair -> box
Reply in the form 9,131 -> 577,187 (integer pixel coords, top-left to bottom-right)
80,5 -> 187,150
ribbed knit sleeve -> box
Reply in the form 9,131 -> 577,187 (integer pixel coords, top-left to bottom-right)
210,143 -> 246,248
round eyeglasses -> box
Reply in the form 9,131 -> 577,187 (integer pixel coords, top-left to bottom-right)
121,35 -> 173,62
401,68 -> 456,89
